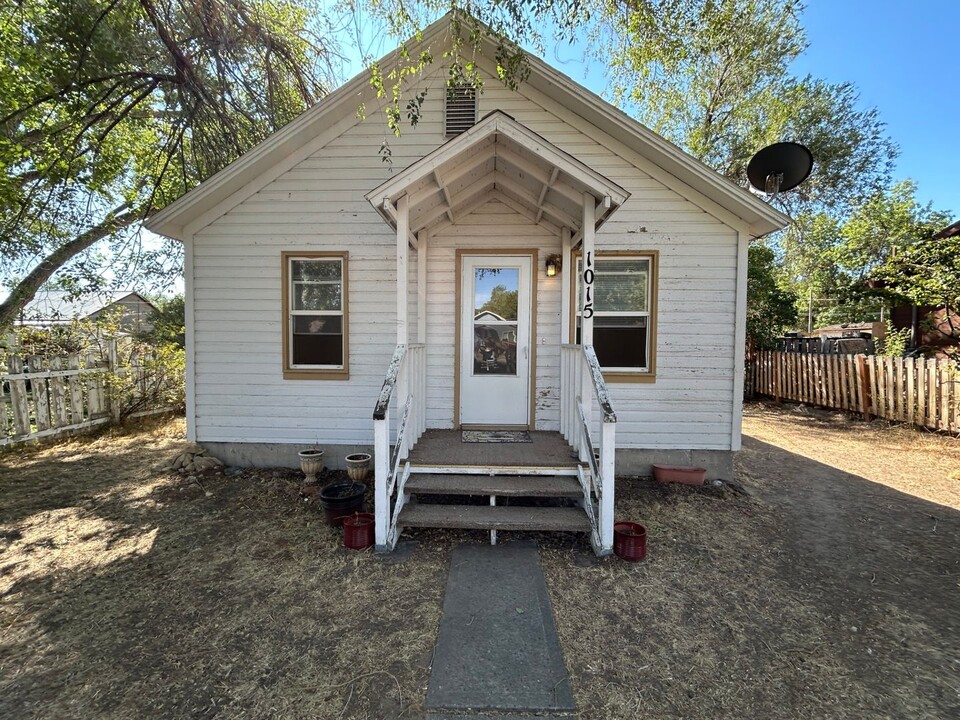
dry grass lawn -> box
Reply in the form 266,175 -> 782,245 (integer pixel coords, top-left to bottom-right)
0,418 -> 446,719
2,404 -> 958,719
540,400 -> 959,719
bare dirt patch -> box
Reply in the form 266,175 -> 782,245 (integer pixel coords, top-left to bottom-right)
0,418 -> 447,719
742,400 -> 960,508
541,401 -> 960,719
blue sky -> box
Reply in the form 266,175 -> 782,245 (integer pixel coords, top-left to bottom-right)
474,268 -> 519,310
789,1 -> 959,214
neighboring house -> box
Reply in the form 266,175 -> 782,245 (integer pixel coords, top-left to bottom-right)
146,13 -> 789,553
18,290 -> 157,334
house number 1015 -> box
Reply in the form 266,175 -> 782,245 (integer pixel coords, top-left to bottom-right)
582,251 -> 595,318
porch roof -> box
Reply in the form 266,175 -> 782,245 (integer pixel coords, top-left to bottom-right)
365,111 -> 630,241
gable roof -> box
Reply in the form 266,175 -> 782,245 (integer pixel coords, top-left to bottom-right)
18,291 -> 156,325
366,110 -> 630,238
147,12 -> 789,241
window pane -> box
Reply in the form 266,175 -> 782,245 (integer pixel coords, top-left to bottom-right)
594,259 -> 649,313
577,316 -> 648,368
292,315 -> 343,366
292,259 -> 341,282
474,267 -> 519,320
473,323 -> 518,375
294,282 -> 341,311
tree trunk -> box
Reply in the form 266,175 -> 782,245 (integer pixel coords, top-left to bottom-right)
0,206 -> 143,328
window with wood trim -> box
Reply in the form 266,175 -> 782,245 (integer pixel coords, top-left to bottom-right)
575,253 -> 657,379
445,85 -> 477,137
282,252 -> 348,379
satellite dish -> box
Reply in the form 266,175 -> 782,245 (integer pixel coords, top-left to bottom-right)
747,142 -> 813,196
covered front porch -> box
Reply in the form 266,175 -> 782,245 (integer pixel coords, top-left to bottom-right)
364,111 -> 629,554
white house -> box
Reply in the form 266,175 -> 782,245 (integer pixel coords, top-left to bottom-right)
147,13 -> 789,553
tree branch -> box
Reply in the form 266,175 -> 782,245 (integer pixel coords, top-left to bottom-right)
0,205 -> 144,328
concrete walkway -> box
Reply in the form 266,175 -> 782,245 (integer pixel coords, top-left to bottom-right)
425,542 -> 577,719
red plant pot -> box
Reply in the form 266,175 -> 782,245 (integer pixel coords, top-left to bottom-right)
343,512 -> 375,550
614,521 -> 647,562
652,464 -> 707,485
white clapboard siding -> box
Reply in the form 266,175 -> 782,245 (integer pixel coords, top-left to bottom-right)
190,62 -> 741,450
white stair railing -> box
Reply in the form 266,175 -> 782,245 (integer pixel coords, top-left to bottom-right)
373,343 -> 426,552
561,343 -> 616,555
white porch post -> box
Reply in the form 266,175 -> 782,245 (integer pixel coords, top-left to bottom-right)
397,194 -> 409,346
374,406 -> 390,549
416,228 -> 428,442
599,419 -> 616,553
579,194 -> 596,463
417,229 -> 428,344
396,194 -> 410,458
560,226 -> 571,342
375,195 -> 409,551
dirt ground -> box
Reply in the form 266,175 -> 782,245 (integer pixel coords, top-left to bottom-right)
2,404 -> 958,719
541,400 -> 960,719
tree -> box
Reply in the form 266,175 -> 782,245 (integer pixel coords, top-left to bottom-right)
872,228 -> 960,347
746,243 -> 798,347
141,294 -> 185,348
781,181 -> 951,327
0,0 -> 339,328
597,0 -> 899,216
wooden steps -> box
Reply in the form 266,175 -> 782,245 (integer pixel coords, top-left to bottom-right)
396,462 -> 591,539
398,504 -> 590,532
404,473 -> 581,498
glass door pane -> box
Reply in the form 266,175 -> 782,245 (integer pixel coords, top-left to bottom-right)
472,267 -> 519,375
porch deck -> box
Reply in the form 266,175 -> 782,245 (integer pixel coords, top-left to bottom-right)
407,430 -> 579,468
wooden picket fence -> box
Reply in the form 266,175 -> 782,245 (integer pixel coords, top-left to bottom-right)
752,350 -> 960,433
1,339 -> 176,446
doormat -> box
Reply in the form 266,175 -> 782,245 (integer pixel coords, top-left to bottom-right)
462,430 -> 532,443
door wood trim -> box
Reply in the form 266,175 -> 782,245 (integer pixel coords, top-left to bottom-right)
454,249 -> 539,429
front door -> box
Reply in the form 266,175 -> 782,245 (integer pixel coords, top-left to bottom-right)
459,254 -> 533,427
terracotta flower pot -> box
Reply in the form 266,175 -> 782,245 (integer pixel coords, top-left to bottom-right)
343,512 -> 375,550
614,521 -> 647,562
345,453 -> 372,483
652,464 -> 706,485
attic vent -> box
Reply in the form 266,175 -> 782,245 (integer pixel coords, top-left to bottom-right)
445,86 -> 477,137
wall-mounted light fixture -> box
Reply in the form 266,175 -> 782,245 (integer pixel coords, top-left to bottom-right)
545,254 -> 562,277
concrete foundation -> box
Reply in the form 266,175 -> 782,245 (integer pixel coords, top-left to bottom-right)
201,440 -> 734,480
203,442 -> 373,470
616,448 -> 734,480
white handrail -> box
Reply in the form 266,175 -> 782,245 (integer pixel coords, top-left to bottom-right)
373,343 -> 426,552
561,343 -> 616,555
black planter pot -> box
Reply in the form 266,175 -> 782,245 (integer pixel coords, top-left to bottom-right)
318,481 -> 367,526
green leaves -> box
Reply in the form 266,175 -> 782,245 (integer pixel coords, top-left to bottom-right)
1,0 -> 340,327
747,243 -> 798,348
781,181 -> 953,329
597,0 -> 898,216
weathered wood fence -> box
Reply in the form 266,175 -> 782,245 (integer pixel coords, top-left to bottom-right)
752,350 -> 960,433
1,340 -> 175,446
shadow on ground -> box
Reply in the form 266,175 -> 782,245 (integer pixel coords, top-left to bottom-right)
0,426 -> 447,720
537,432 -> 959,720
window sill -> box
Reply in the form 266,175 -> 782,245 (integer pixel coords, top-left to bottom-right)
602,371 -> 656,384
283,369 -> 350,381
